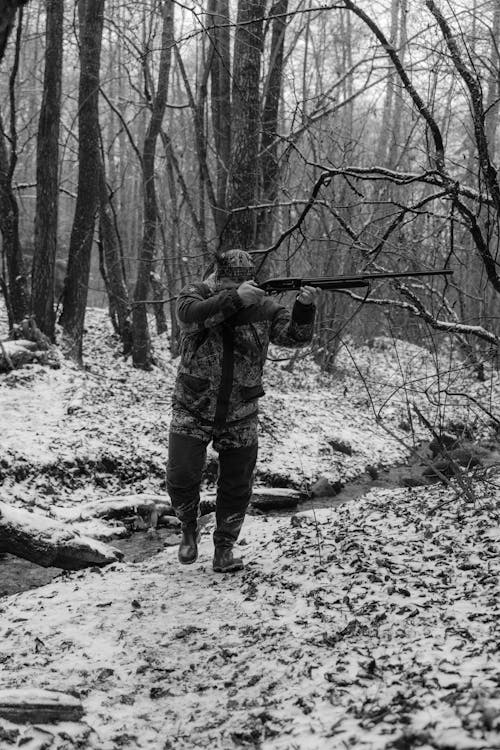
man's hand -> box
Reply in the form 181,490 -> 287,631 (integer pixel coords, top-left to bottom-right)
237,280 -> 266,307
297,285 -> 321,306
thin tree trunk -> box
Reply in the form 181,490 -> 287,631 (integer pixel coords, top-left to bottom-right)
150,272 -> 168,335
376,0 -> 399,166
132,0 -> 174,369
207,0 -> 231,235
98,158 -> 133,354
389,0 -> 407,169
160,129 -> 181,351
0,9 -> 28,326
59,0 -> 104,361
32,0 -> 63,341
0,119 -> 27,326
257,0 -> 288,247
0,0 -> 27,62
174,46 -> 213,258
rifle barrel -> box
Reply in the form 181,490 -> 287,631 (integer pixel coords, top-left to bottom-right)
260,268 -> 452,291
302,269 -> 453,284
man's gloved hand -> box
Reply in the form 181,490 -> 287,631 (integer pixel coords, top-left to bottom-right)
297,285 -> 321,306
237,280 -> 266,307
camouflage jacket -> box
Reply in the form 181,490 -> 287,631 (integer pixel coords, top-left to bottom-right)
171,276 -> 315,435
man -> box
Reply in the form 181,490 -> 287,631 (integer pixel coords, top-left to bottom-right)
166,249 -> 319,573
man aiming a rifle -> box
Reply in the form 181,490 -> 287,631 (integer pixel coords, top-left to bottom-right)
167,249 -> 321,573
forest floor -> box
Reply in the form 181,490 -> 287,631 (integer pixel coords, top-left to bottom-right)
1,308 -> 500,749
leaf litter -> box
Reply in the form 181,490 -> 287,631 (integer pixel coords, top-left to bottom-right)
0,308 -> 499,748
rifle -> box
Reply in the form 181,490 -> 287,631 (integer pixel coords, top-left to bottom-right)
259,268 -> 453,293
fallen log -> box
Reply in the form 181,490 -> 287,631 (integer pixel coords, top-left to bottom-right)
0,688 -> 84,724
59,494 -> 163,526
0,501 -> 123,569
87,490 -> 300,517
73,494 -> 217,523
53,494 -> 213,532
49,488 -> 301,541
0,339 -> 50,372
250,487 -> 302,510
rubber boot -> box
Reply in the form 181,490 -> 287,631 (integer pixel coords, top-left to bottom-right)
213,547 -> 244,573
178,524 -> 198,564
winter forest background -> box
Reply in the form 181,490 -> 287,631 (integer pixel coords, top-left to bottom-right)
0,0 -> 499,375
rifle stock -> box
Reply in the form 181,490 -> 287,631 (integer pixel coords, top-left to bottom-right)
259,269 -> 453,293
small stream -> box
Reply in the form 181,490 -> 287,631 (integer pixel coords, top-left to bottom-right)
0,527 -> 180,598
0,461 -> 430,598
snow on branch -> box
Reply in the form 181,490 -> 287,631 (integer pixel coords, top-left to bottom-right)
343,287 -> 499,347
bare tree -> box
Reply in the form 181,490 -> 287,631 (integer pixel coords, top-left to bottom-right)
131,0 -> 174,369
257,0 -> 288,247
59,0 -> 104,361
224,0 -> 266,250
98,156 -> 132,353
0,4 -> 28,327
272,0 -> 500,357
207,0 -> 231,236
32,0 -> 63,340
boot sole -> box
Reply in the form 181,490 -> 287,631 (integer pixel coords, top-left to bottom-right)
213,563 -> 244,573
178,553 -> 198,565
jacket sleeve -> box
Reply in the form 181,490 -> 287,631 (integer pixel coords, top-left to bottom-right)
269,298 -> 315,347
176,282 -> 244,331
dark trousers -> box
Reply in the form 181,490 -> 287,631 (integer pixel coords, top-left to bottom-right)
166,432 -> 258,548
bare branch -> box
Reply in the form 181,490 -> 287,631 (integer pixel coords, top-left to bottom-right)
99,87 -> 143,168
345,287 -> 499,347
342,0 -> 446,172
425,0 -> 500,211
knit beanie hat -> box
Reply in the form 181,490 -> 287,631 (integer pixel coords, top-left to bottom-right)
215,249 -> 255,283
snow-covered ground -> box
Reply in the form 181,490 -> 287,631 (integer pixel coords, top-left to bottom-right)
1,487 -> 500,749
1,310 -> 497,503
1,308 -> 500,749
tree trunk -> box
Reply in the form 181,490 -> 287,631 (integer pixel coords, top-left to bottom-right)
376,0 -> 400,166
32,0 -> 63,341
0,119 -> 28,326
98,157 -> 133,354
59,0 -> 104,361
0,0 -> 28,62
224,0 -> 266,250
207,0 -> 231,235
257,0 -> 288,247
0,7 -> 28,326
132,0 -> 174,369
174,44 -> 214,259
150,271 -> 168,335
